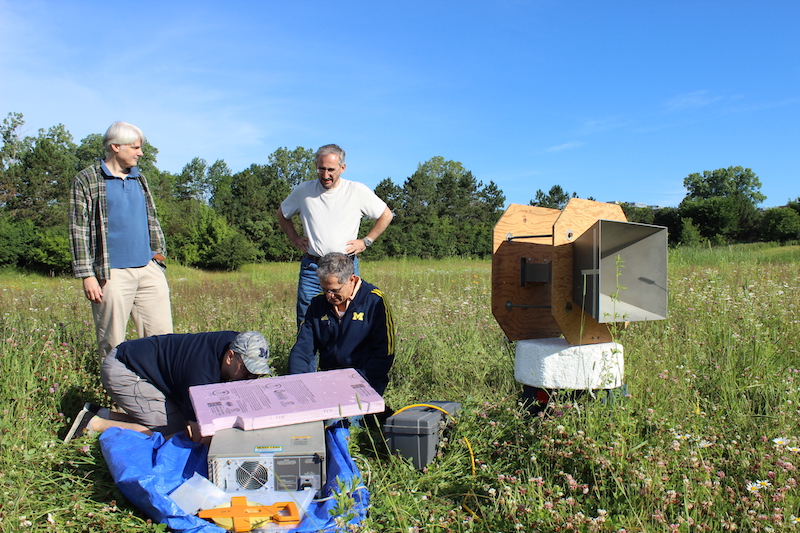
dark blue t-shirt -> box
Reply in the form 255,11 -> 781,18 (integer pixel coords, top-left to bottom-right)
115,331 -> 238,420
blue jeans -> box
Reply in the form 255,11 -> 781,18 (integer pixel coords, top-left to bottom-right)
296,255 -> 359,328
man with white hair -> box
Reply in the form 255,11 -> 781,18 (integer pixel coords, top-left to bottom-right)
69,121 -> 173,364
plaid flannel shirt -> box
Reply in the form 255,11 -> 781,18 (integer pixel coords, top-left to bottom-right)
68,160 -> 166,280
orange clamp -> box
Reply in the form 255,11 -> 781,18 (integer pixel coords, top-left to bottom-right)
198,496 -> 300,532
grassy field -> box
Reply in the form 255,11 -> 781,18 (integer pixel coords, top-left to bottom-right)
1,244 -> 800,532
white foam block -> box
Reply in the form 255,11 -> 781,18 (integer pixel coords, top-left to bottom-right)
514,338 -> 624,390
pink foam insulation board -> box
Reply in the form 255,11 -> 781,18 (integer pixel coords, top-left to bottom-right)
189,369 -> 385,436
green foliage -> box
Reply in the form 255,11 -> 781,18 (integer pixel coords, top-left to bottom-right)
652,206 -> 683,245
207,159 -> 232,209
267,146 -> 316,188
0,214 -> 35,266
760,207 -> 800,243
0,112 -> 31,170
678,217 -> 707,247
374,177 -> 403,212
620,203 -> 655,225
162,200 -> 257,270
215,163 -> 295,261
679,166 -> 766,243
190,203 -> 259,271
683,166 -> 766,204
0,113 -> 32,207
529,184 -> 577,209
28,226 -> 72,274
787,197 -> 800,217
4,124 -> 76,227
4,112 -> 795,270
134,140 -> 161,178
679,196 -> 738,242
173,156 -> 209,202
373,157 -> 505,259
74,133 -> 104,170
171,156 -> 232,206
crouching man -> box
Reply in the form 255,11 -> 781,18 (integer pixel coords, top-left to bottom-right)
65,331 -> 271,442
288,252 -> 395,396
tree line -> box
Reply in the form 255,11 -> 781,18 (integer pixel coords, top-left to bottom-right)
529,170 -> 800,246
2,113 -> 798,274
0,113 -> 506,273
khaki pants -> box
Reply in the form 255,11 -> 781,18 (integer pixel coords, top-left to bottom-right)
92,260 -> 173,364
101,347 -> 185,436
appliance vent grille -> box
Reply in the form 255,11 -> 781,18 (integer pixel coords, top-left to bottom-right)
235,461 -> 269,490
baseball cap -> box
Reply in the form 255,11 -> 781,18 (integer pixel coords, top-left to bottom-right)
230,331 -> 271,375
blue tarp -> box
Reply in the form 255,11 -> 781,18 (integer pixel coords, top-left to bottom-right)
99,423 -> 368,532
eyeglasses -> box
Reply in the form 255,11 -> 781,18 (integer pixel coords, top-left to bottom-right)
316,166 -> 339,175
324,285 -> 346,295
322,277 -> 354,295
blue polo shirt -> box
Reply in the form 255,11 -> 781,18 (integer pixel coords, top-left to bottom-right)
102,161 -> 153,269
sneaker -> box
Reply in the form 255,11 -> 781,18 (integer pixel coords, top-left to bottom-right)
84,402 -> 111,419
64,408 -> 97,443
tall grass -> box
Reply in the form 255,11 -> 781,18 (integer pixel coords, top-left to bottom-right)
1,246 -> 799,531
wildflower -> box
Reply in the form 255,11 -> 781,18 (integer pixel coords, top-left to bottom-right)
746,482 -> 760,493
773,437 -> 790,447
756,480 -> 772,489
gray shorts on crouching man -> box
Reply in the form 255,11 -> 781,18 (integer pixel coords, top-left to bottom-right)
100,348 -> 186,436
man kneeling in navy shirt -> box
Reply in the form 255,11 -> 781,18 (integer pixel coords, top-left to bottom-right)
65,331 -> 271,443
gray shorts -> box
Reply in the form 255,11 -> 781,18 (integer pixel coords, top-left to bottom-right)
100,347 -> 186,436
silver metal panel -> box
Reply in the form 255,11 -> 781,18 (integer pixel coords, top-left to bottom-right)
573,219 -> 668,323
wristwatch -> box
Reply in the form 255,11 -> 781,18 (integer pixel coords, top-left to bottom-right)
363,237 -> 373,247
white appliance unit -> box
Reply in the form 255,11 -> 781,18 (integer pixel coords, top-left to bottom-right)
207,421 -> 326,496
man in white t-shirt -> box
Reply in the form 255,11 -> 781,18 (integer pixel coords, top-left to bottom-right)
277,144 -> 393,326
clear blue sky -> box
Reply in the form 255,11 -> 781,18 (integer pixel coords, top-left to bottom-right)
1,1 -> 797,208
